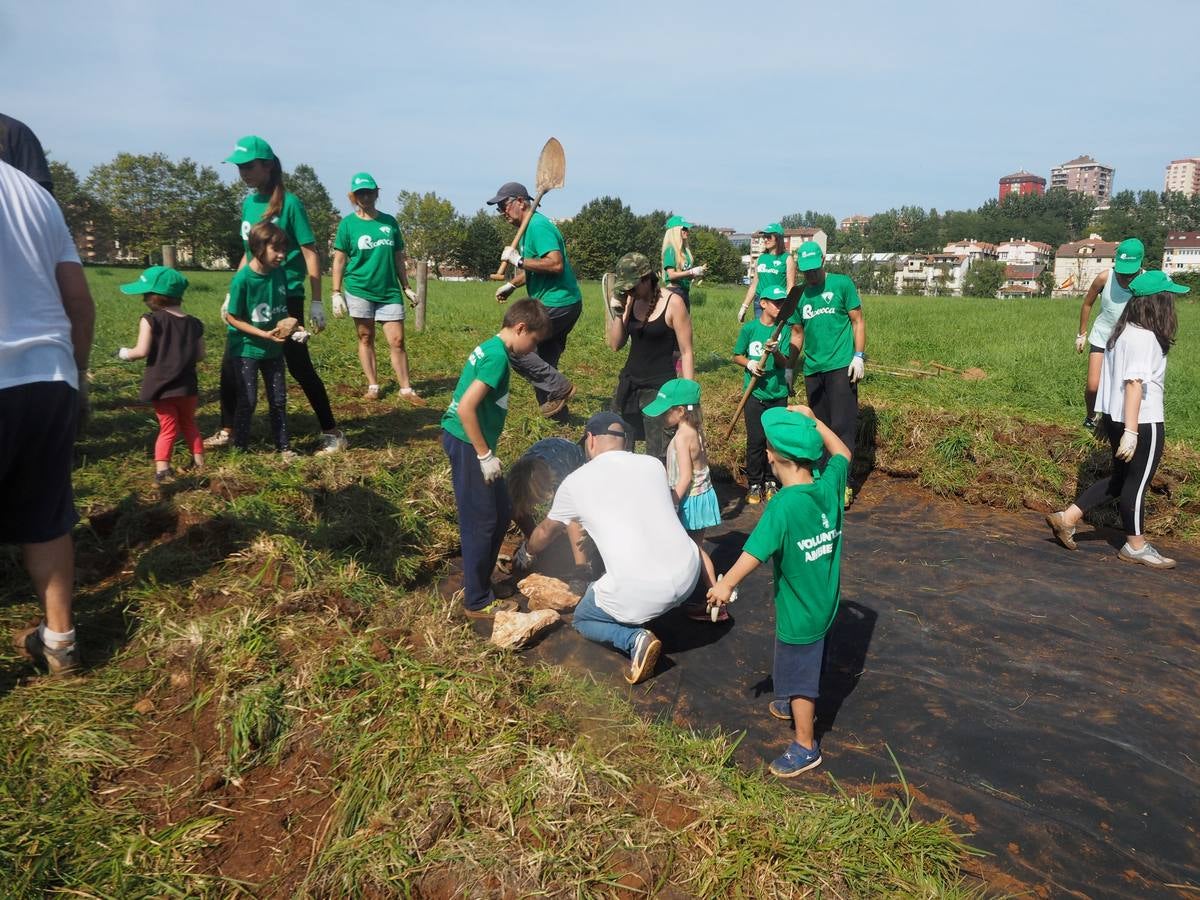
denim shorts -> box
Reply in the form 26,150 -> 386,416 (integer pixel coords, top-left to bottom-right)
347,291 -> 405,322
773,636 -> 826,700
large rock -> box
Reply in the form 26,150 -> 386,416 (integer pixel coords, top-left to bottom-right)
518,574 -> 580,612
490,609 -> 561,650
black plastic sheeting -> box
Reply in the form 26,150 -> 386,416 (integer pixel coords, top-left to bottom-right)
511,477 -> 1199,898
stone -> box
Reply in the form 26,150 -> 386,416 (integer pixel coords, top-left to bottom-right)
518,574 -> 580,612
490,608 -> 561,650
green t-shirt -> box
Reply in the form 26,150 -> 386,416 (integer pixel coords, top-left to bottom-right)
732,317 -> 792,401
744,455 -> 848,644
662,244 -> 694,291
226,265 -> 288,360
240,191 -> 316,297
333,212 -> 405,303
787,273 -> 862,375
754,252 -> 788,298
519,211 -> 581,308
441,335 -> 511,450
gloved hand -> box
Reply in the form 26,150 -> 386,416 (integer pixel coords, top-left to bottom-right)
331,291 -> 348,318
496,281 -> 516,303
1075,333 -> 1087,353
308,301 -> 326,333
608,292 -> 627,316
687,265 -> 707,278
514,542 -> 535,572
220,293 -> 230,320
289,328 -> 311,344
478,450 -> 502,483
1116,429 -> 1138,461
848,354 -> 865,383
501,246 -> 523,268
404,287 -> 416,303
763,338 -> 779,356
738,301 -> 750,323
746,360 -> 764,378
117,347 -> 133,361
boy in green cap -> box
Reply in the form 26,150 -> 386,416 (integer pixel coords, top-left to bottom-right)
708,405 -> 851,776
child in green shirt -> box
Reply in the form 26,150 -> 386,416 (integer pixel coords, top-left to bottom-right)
708,405 -> 851,777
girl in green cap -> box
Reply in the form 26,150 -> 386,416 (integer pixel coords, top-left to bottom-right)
739,224 -> 794,323
330,173 -> 421,403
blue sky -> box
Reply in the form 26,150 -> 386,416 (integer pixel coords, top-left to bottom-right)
3,1 -> 1196,231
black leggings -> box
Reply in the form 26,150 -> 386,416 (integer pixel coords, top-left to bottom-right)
233,356 -> 288,450
221,296 -> 336,431
804,367 -> 858,483
1074,416 -> 1165,536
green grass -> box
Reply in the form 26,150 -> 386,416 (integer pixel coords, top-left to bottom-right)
5,266 -> 1198,896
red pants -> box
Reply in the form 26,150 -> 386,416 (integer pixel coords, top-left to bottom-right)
152,396 -> 202,462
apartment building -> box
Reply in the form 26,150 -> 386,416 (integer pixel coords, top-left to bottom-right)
1052,235 -> 1117,296
998,170 -> 1046,201
1050,155 -> 1115,204
996,238 -> 1054,267
1164,158 -> 1200,197
1163,232 -> 1200,274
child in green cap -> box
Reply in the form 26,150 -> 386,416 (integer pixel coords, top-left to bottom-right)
115,265 -> 205,484
708,405 -> 851,777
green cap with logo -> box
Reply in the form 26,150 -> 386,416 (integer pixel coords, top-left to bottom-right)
613,251 -> 655,292
761,284 -> 788,302
795,240 -> 824,272
350,172 -> 378,192
641,378 -> 702,417
760,223 -> 784,236
119,266 -> 189,299
664,214 -> 693,230
762,407 -> 824,461
224,135 -> 275,165
1129,269 -> 1190,297
1113,237 -> 1145,275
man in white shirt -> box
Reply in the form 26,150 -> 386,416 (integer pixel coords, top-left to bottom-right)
1,146 -> 95,675
524,412 -> 701,684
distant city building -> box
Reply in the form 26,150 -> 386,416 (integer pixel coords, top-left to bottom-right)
1052,235 -> 1117,296
942,239 -> 998,263
838,214 -> 871,232
1050,155 -> 1115,204
998,264 -> 1047,298
998,170 -> 1046,202
894,252 -> 971,296
997,238 -> 1054,267
1163,232 -> 1200,274
1164,158 -> 1200,197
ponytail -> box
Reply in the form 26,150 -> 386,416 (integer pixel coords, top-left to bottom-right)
261,157 -> 285,222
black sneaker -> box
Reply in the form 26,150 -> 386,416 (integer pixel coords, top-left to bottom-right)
1082,417 -> 1097,431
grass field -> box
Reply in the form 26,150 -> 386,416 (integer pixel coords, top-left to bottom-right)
1,267 -> 1196,896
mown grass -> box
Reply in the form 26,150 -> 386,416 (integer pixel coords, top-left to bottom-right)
3,266 -> 1196,896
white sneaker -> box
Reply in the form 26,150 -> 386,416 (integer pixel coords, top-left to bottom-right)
1118,542 -> 1176,569
280,449 -> 301,464
202,429 -> 231,449
315,430 -> 347,456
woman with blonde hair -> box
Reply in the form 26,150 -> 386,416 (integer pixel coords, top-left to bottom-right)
661,215 -> 706,308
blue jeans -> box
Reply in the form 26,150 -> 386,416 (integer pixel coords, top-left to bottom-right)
442,431 -> 511,611
572,585 -> 641,657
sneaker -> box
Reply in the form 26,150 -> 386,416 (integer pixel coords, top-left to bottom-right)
398,387 -> 426,406
202,429 -> 231,449
539,384 -> 577,419
746,484 -> 762,505
1119,542 -> 1176,569
315,430 -> 347,456
154,467 -> 176,486
768,699 -> 793,721
364,384 -> 381,400
1083,416 -> 1097,431
769,740 -> 822,778
461,597 -> 519,619
1044,511 -> 1077,551
763,481 -> 778,502
844,486 -> 854,510
626,629 -> 662,685
12,625 -> 80,675
280,450 -> 301,464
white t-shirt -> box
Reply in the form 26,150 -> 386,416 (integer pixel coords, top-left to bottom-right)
1095,324 -> 1166,425
548,450 -> 701,624
0,160 -> 80,391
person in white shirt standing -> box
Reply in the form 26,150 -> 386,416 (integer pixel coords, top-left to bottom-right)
1046,271 -> 1187,569
522,412 -> 701,684
0,148 -> 95,674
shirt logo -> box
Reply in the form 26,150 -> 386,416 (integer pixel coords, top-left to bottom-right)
241,221 -> 251,240
748,340 -> 764,358
379,225 -> 391,234
496,392 -> 510,410
234,144 -> 248,153
251,302 -> 272,324
357,235 -> 394,250
796,526 -> 841,562
821,513 -> 830,529
801,302 -> 839,320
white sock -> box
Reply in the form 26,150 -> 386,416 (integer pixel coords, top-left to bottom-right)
368,383 -> 379,391
39,624 -> 76,649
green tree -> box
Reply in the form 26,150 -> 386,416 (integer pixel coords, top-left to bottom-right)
688,226 -> 743,283
173,159 -> 241,266
559,196 -> 640,279
396,190 -> 465,275
1037,267 -> 1056,297
48,158 -> 109,255
287,164 -> 338,270
780,210 -> 837,235
85,152 -> 178,264
460,208 -> 508,279
962,259 -> 1006,298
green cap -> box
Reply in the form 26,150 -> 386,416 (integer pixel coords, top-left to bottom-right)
664,214 -> 693,230
641,378 -> 702,417
762,407 -> 824,462
1128,269 -> 1190,297
760,223 -> 784,236
1113,237 -> 1145,275
795,240 -> 824,272
613,251 -> 655,292
224,135 -> 275,165
350,172 -> 378,192
119,266 -> 189,299
760,284 -> 788,302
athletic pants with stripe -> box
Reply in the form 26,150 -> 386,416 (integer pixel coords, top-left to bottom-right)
1073,415 -> 1164,536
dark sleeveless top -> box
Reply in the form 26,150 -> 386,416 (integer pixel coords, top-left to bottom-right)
139,309 -> 204,402
621,301 -> 676,384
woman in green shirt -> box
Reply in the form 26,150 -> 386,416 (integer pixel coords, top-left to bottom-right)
739,223 -> 795,323
661,215 -> 706,308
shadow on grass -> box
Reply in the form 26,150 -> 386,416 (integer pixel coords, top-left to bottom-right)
310,482 -> 428,584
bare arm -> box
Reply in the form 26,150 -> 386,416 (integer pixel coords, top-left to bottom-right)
522,249 -> 564,276
789,404 -> 851,461
849,306 -> 866,354
1078,273 -> 1106,335
666,294 -> 695,380
395,249 -> 411,291
786,254 -> 797,293
331,249 -> 347,292
707,551 -> 762,605
671,432 -> 696,505
300,244 -> 321,303
741,270 -> 758,308
54,262 -> 94,371
226,313 -> 287,345
123,317 -> 154,360
528,516 -> 566,556
1122,379 -> 1143,429
565,520 -> 588,567
453,379 -> 494,457
607,299 -> 631,351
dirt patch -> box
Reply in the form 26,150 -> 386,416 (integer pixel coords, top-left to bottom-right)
631,783 -> 701,830
961,367 -> 987,381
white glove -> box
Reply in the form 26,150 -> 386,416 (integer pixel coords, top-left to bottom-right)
404,287 -> 416,303
308,301 -> 327,333
496,282 -> 516,303
738,302 -> 750,323
501,246 -> 523,268
687,265 -> 707,278
289,328 -> 311,344
608,292 -> 626,315
331,291 -> 348,318
1075,333 -> 1087,353
117,347 -> 133,361
220,293 -> 230,320
848,355 -> 865,383
746,361 -> 764,377
478,450 -> 502,484
763,338 -> 779,356
1116,429 -> 1138,461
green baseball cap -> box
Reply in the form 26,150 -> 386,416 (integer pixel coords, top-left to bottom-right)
224,135 -> 275,165
119,266 -> 189,299
350,172 -> 378,192
1113,237 -> 1145,275
762,407 -> 824,462
795,240 -> 824,272
1129,269 -> 1190,297
642,378 -> 702,417
761,223 -> 784,236
613,251 -> 655,292
665,214 -> 693,230
760,284 -> 788,303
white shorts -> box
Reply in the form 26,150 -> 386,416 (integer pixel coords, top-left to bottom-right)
347,291 -> 405,322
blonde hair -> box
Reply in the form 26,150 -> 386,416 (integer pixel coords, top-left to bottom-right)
661,225 -> 692,278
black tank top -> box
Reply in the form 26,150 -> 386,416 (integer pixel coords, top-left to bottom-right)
139,309 -> 204,402
622,297 -> 676,383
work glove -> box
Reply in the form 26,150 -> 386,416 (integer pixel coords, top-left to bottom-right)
220,293 -> 230,320
1075,333 -> 1087,353
289,328 -> 311,344
608,292 -> 627,316
117,347 -> 133,361
478,450 -> 502,484
686,265 -> 707,278
331,291 -> 348,318
746,361 -> 764,378
763,338 -> 779,357
1116,429 -> 1138,462
501,246 -> 523,268
404,287 -> 416,303
848,355 -> 865,383
496,282 -> 516,304
737,301 -> 750,323
514,542 -> 535,573
308,301 -> 326,333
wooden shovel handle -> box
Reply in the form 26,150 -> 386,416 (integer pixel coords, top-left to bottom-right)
490,189 -> 548,282
724,316 -> 794,440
